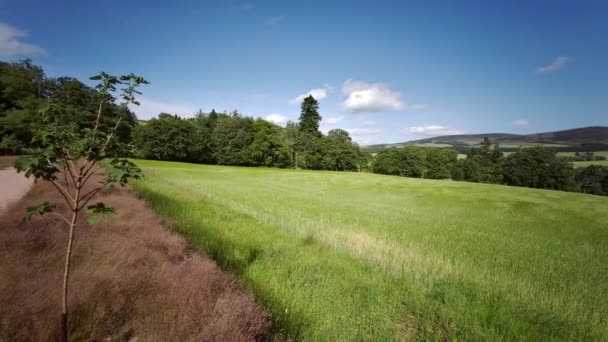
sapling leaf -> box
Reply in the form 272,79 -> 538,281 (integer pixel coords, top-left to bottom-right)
85,202 -> 116,226
87,215 -> 100,225
23,202 -> 56,222
86,202 -> 116,215
106,158 -> 143,187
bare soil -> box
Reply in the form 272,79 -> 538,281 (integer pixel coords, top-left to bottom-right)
0,170 -> 271,341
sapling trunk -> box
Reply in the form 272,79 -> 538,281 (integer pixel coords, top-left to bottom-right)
15,72 -> 147,342
61,185 -> 79,342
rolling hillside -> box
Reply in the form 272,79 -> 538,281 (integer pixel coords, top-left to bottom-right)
365,126 -> 608,152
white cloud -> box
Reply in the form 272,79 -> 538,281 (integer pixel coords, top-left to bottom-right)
405,125 -> 465,136
512,119 -> 529,127
325,116 -> 344,124
132,97 -> 196,120
265,15 -> 286,26
341,79 -> 426,113
265,113 -> 288,125
288,87 -> 329,104
362,119 -> 378,126
0,23 -> 46,56
536,56 -> 569,74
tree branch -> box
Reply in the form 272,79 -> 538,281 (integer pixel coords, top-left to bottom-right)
100,106 -> 127,154
80,158 -> 100,187
77,186 -> 104,211
50,180 -> 75,210
81,165 -> 103,187
50,212 -> 72,225
62,164 -> 70,193
64,152 -> 78,187
94,97 -> 105,131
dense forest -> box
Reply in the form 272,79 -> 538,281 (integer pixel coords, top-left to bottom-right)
1,59 -> 606,196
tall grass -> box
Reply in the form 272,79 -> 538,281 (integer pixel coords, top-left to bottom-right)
132,160 -> 608,340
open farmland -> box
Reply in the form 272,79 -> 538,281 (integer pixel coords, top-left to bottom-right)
132,160 -> 608,340
573,160 -> 608,168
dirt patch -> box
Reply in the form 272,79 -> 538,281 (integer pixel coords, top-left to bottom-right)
0,171 -> 271,341
0,156 -> 19,170
0,168 -> 33,214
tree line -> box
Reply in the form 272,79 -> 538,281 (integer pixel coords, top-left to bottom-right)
1,59 -> 606,196
373,137 -> 608,196
0,59 -> 366,172
131,96 -> 367,171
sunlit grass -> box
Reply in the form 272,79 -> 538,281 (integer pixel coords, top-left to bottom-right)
573,160 -> 608,168
132,160 -> 608,340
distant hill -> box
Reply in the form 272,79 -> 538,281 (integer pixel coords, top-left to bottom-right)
364,126 -> 608,152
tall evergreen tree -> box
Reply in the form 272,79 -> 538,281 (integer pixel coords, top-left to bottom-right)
298,95 -> 322,136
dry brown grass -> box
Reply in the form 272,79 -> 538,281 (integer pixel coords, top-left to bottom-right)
0,155 -> 18,169
0,171 -> 271,341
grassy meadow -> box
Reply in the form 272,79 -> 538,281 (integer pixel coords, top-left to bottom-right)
573,160 -> 608,168
131,160 -> 608,340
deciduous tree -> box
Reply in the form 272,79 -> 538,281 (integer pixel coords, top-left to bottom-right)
15,72 -> 148,342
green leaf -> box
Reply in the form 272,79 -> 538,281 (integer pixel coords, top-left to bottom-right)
87,215 -> 100,225
105,158 -> 143,187
15,154 -> 59,181
86,202 -> 116,215
86,202 -> 115,226
23,202 -> 56,222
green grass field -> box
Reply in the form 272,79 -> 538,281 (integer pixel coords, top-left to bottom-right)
573,160 -> 608,168
414,143 -> 453,148
131,160 -> 608,340
497,143 -> 569,148
557,151 -> 608,157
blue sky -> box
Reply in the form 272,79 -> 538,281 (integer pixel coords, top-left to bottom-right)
1,0 -> 607,145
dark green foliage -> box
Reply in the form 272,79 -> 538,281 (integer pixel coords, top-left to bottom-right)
467,137 -> 504,183
0,134 -> 23,154
451,159 -> 483,182
2,60 -> 364,173
425,148 -> 458,179
298,95 -> 322,137
575,165 -> 608,196
249,119 -> 290,167
85,202 -> 116,225
561,152 -> 606,162
373,146 -> 458,179
283,121 -> 299,168
0,59 -> 138,155
295,95 -> 327,170
297,132 -> 327,170
372,146 -> 426,177
324,129 -> 360,171
132,113 -> 207,162
212,113 -> 255,166
502,147 -> 575,191
23,202 -> 56,222
106,158 -> 143,186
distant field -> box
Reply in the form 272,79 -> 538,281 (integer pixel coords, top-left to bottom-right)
498,143 -> 569,148
459,151 -> 608,159
573,160 -> 608,168
558,151 -> 608,157
414,143 -> 453,148
132,161 -> 608,340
